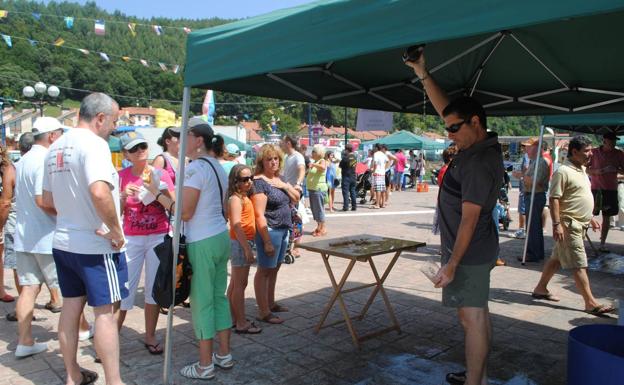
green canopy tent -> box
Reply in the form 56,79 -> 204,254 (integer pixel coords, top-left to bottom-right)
363,130 -> 446,151
221,134 -> 253,153
542,113 -> 624,135
108,135 -> 122,152
163,2 -> 624,380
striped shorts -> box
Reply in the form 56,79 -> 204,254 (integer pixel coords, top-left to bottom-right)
373,174 -> 386,192
53,249 -> 129,307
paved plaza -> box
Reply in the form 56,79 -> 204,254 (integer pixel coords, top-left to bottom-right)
0,187 -> 621,385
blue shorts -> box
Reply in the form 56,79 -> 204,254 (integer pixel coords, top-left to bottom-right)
53,249 -> 129,307
230,239 -> 256,267
518,192 -> 526,215
255,228 -> 289,268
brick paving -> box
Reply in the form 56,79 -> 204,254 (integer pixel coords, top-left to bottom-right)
0,186 -> 621,384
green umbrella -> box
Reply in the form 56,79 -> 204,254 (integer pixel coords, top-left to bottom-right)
184,0 -> 624,116
364,130 -> 446,150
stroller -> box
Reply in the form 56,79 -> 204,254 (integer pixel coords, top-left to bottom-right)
356,169 -> 372,204
497,186 -> 512,231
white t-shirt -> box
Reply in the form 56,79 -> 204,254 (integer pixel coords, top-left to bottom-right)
14,145 -> 56,254
372,151 -> 388,175
42,128 -> 122,254
283,151 -> 305,186
183,156 -> 228,243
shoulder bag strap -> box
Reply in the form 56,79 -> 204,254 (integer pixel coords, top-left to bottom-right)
197,157 -> 226,220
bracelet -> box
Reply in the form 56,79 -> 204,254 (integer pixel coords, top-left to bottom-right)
419,71 -> 429,82
155,192 -> 163,201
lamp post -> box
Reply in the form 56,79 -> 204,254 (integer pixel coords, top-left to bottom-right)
22,82 -> 60,117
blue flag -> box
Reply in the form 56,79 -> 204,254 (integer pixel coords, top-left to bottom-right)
64,16 -> 74,29
2,34 -> 12,48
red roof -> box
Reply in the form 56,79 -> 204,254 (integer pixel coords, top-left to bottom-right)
121,107 -> 157,116
241,120 -> 261,131
368,130 -> 389,137
246,129 -> 263,142
422,131 -> 446,140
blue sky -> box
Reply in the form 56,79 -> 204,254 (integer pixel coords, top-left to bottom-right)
44,0 -> 316,19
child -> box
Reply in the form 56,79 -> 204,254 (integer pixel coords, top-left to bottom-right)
226,165 -> 262,334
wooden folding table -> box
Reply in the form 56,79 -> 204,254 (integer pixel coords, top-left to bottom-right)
299,234 -> 426,348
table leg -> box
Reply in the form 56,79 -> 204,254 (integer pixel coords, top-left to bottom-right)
358,251 -> 402,320
368,256 -> 401,334
316,253 -> 360,347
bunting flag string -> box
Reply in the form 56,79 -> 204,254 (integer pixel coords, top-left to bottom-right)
0,33 -> 182,73
0,9 -> 193,34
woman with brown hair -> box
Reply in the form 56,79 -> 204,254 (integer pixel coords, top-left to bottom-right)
252,144 -> 300,324
0,145 -> 16,303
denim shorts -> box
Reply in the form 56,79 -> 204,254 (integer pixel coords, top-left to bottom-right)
230,239 -> 256,267
255,227 -> 289,268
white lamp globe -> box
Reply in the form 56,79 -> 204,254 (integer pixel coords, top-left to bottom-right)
34,82 -> 47,94
22,86 -> 36,98
47,85 -> 60,98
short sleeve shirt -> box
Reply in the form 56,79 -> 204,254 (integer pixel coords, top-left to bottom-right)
42,128 -> 122,254
372,151 -> 388,175
588,147 -> 624,190
283,152 -> 305,185
549,160 -> 593,224
395,152 -> 407,173
253,178 -> 292,229
525,157 -> 550,193
438,133 -> 504,265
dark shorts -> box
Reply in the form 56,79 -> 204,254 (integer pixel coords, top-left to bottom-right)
441,260 -> 495,308
53,249 -> 129,307
518,192 -> 526,215
592,189 -> 619,216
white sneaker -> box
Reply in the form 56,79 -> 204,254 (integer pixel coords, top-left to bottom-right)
212,353 -> 234,369
15,342 -> 47,358
79,323 -> 94,341
514,229 -> 526,239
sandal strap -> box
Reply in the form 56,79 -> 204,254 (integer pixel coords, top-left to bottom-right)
180,362 -> 214,379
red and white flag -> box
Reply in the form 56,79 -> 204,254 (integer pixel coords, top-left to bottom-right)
94,20 -> 105,36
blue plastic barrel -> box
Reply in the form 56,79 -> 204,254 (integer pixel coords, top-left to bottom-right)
568,324 -> 624,385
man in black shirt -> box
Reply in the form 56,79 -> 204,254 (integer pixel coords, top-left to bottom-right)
406,48 -> 503,385
339,143 -> 358,211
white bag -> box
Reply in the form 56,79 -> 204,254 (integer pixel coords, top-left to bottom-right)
298,200 -> 310,225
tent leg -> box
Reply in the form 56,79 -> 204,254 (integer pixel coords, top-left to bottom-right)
521,125 -> 545,264
163,86 -> 192,385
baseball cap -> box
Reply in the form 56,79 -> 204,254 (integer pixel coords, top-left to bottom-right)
520,137 -> 539,146
226,143 -> 240,155
603,132 -> 618,141
32,116 -> 68,134
188,116 -> 214,137
120,131 -> 148,150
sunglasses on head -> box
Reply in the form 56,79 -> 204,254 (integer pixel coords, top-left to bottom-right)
445,120 -> 468,133
236,176 -> 253,183
128,142 -> 148,153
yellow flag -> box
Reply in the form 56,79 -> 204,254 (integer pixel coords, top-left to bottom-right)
122,56 -> 131,62
0,10 -> 8,18
54,37 -> 65,46
128,23 -> 136,37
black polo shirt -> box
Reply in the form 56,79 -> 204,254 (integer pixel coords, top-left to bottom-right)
438,132 -> 504,265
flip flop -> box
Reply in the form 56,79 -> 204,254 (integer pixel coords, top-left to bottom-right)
1,294 -> 15,303
270,303 -> 289,313
144,342 -> 164,355
585,304 -> 616,316
6,312 -> 36,322
531,292 -> 561,302
79,368 -> 98,385
256,312 -> 284,324
234,321 -> 262,334
446,370 -> 466,384
45,302 -> 62,313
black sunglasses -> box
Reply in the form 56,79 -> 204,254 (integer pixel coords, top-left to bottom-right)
128,142 -> 148,153
445,120 -> 467,133
236,176 -> 253,183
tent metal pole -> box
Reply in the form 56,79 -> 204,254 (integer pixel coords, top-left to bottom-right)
573,97 -> 624,112
509,33 -> 569,89
163,86 -> 192,385
266,73 -> 317,99
521,124 -> 545,265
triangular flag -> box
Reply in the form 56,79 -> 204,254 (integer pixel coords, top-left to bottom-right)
64,16 -> 74,29
158,63 -> 167,71
0,10 -> 8,18
140,59 -> 148,67
54,37 -> 65,46
121,56 -> 131,62
172,64 -> 180,74
31,12 -> 41,20
127,23 -> 136,37
152,25 -> 163,36
2,34 -> 12,48
94,20 -> 105,36
99,52 -> 110,62
28,39 -> 37,46
78,49 -> 90,55
183,27 -> 192,34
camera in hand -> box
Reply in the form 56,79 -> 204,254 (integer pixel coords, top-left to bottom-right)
402,44 -> 426,63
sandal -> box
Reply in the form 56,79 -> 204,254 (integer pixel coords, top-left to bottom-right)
1,293 -> 15,303
270,303 -> 289,313
446,370 -> 466,385
585,304 -> 616,316
235,321 -> 262,334
256,312 -> 284,324
45,302 -> 62,313
6,312 -> 36,322
531,292 -> 560,302
180,362 -> 215,380
144,342 -> 164,355
79,368 -> 98,385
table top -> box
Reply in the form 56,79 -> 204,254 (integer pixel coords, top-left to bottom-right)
299,234 -> 426,260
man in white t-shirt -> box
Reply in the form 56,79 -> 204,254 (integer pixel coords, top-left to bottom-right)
371,144 -> 389,208
43,93 -> 126,385
280,135 -> 305,257
13,117 -> 66,358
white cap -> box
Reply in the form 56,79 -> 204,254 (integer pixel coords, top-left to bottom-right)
33,117 -> 69,134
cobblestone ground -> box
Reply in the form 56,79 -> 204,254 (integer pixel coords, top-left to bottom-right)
0,186 -> 621,384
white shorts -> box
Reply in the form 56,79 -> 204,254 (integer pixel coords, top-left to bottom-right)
17,252 -> 59,287
121,233 -> 164,311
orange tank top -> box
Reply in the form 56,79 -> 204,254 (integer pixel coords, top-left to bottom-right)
229,195 -> 256,240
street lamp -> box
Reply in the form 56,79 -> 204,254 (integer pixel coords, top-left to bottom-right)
22,82 -> 60,116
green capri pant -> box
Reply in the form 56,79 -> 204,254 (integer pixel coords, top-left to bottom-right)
187,230 -> 232,340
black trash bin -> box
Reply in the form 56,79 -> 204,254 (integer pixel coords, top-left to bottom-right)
568,324 -> 624,385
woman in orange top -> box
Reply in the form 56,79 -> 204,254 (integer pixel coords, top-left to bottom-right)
226,165 -> 262,334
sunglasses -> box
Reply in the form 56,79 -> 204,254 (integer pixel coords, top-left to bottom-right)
445,120 -> 468,133
128,142 -> 148,153
236,176 -> 253,183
